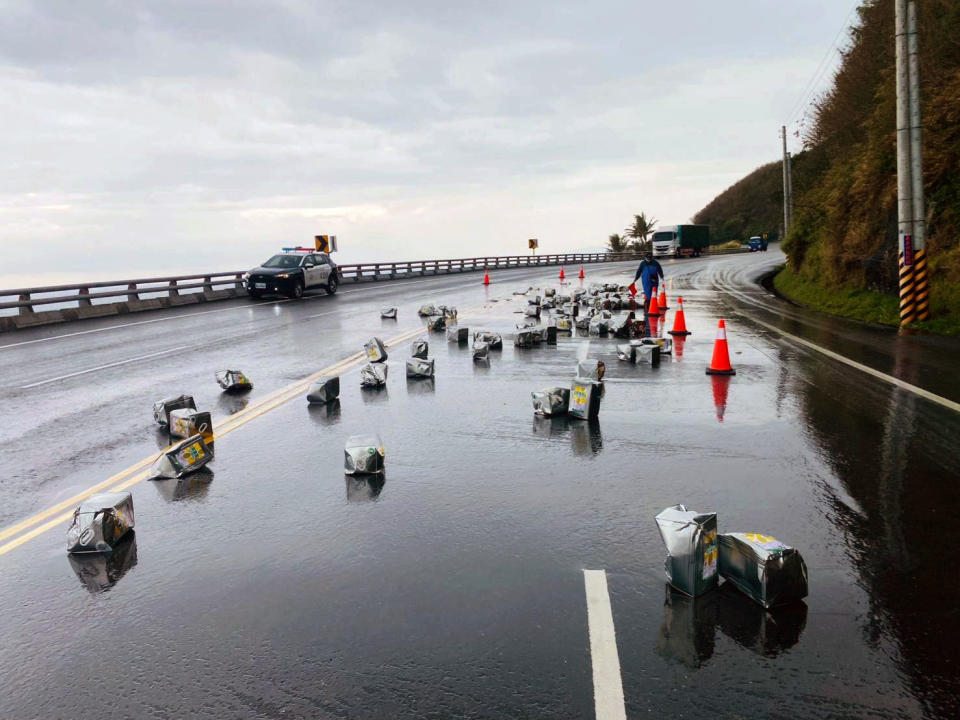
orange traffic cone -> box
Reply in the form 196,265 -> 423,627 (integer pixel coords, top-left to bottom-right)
647,313 -> 659,337
483,271 -> 490,285
711,375 -> 731,422
658,287 -> 669,310
647,292 -> 660,316
669,296 -> 691,336
559,266 -> 566,281
673,335 -> 686,359
578,266 -> 585,279
705,319 -> 736,375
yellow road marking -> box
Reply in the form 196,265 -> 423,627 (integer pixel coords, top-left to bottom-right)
0,325 -> 426,557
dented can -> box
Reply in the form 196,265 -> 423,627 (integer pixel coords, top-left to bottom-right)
641,336 -> 673,354
542,325 -> 558,344
556,317 -> 573,332
406,357 -> 435,378
473,342 -> 490,360
524,305 -> 541,318
447,327 -> 468,343
544,288 -> 556,298
411,338 -> 429,359
306,376 -> 340,404
514,330 -> 541,348
617,344 -> 636,362
427,316 -> 446,332
216,370 -> 252,392
66,491 -> 135,554
631,340 -> 661,366
153,394 -> 196,427
151,434 -> 214,479
569,378 -> 602,420
532,387 -> 570,416
344,434 -> 385,475
364,337 -> 388,363
417,304 -> 441,317
576,359 -> 606,381
360,363 -> 388,387
654,504 -> 719,597
169,408 -> 213,441
380,307 -> 398,319
718,533 -> 809,608
588,316 -> 608,336
473,331 -> 503,349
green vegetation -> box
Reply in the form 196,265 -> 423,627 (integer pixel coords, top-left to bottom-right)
623,213 -> 658,252
716,240 -> 744,251
695,0 -> 960,333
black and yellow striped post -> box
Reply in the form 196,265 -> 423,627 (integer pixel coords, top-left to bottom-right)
899,238 -> 930,326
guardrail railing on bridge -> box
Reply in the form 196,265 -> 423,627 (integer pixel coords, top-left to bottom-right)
0,247 -> 747,332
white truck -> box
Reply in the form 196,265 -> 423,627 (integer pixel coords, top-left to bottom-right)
651,225 -> 710,258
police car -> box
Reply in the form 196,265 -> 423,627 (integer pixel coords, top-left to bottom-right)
244,248 -> 341,299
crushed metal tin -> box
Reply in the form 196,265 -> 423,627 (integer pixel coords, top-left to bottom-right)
427,316 -> 446,332
153,394 -> 196,427
532,387 -> 570,416
640,336 -> 673,354
556,317 -> 573,332
524,305 -> 541,318
66,491 -> 135,554
344,434 -> 385,475
169,408 -> 213,441
364,337 -> 388,363
718,533 -> 808,608
447,327 -> 469,343
629,340 -> 661,366
417,304 -> 441,316
473,342 -> 490,360
380,307 -> 398,319
216,369 -> 253,393
514,330 -> 542,348
406,357 -> 435,378
473,331 -> 503,349
360,363 -> 388,387
411,338 -> 429,359
617,344 -> 636,362
569,378 -> 602,419
543,325 -> 558,344
576,359 -> 606,381
528,295 -> 541,305
151,434 -> 214,479
306,376 -> 340,404
655,504 -> 719,597
544,288 -> 556,298
588,316 -> 608,336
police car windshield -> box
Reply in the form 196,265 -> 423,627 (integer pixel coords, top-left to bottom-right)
262,254 -> 302,268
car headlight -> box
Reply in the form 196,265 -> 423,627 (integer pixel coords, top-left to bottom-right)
276,273 -> 290,279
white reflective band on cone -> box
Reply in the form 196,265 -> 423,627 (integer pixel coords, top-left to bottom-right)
716,328 -> 726,340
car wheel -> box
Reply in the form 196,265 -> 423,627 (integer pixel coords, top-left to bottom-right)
290,280 -> 304,300
326,275 -> 339,295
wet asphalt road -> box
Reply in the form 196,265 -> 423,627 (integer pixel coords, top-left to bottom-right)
1,249 -> 959,720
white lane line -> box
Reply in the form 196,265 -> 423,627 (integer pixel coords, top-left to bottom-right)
583,569 -> 627,720
19,346 -> 191,389
715,278 -> 960,414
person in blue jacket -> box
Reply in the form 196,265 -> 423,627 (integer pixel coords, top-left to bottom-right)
634,252 -> 664,304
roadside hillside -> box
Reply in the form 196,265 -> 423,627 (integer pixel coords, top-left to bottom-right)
694,0 -> 960,332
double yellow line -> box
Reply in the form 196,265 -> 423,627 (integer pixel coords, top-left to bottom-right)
0,325 -> 426,557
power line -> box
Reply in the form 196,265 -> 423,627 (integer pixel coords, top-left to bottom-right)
785,1 -> 861,130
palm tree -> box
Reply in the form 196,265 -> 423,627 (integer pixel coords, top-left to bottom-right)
606,233 -> 628,253
624,212 -> 658,252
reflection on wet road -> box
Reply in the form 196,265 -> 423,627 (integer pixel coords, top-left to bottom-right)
1,251 -> 959,719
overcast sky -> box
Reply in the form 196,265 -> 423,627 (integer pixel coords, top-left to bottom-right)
0,0 -> 854,285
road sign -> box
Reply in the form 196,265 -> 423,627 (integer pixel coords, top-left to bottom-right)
315,235 -> 338,253
903,234 -> 914,266
528,239 -> 538,250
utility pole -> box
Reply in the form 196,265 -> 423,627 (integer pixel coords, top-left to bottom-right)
896,0 -> 929,324
786,150 -> 794,228
781,125 -> 791,239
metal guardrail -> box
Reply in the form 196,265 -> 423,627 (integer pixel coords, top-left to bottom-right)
0,247 -> 748,330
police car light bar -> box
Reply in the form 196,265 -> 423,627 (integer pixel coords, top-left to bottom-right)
281,247 -> 314,252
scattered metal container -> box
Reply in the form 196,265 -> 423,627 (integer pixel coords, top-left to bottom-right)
380,307 -> 398,319
556,317 -> 573,332
442,305 -> 458,320
153,394 -> 196,427
306,376 -> 340,404
630,340 -> 661,366
588,316 -> 608,336
524,305 -> 541,318
216,369 -> 252,392
654,504 -> 719,597
641,336 -> 674,354
427,316 -> 446,332
473,342 -> 490,361
718,533 -> 808,608
532,387 -> 570,416
344,434 -> 385,475
360,363 -> 388,387
576,359 -> 606,381
169,408 -> 213,441
544,288 -> 556,298
528,295 -> 541,305
542,325 -> 558,344
406,357 -> 435,378
151,434 -> 214,479
418,304 -> 441,316
447,327 -> 469,343
569,378 -> 602,420
411,338 -> 429,359
66,491 -> 135,554
473,331 -> 503,349
617,344 -> 636,362
575,316 -> 592,331
364,337 -> 388,363
514,330 -> 541,348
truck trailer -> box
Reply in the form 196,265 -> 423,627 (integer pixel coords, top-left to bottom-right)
651,225 -> 710,258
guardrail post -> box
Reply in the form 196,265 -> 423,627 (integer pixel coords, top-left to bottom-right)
127,283 -> 139,302
234,273 -> 245,290
168,279 -> 180,297
78,287 -> 92,307
18,293 -> 33,315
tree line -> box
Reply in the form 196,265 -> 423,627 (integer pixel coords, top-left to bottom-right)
606,212 -> 658,253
